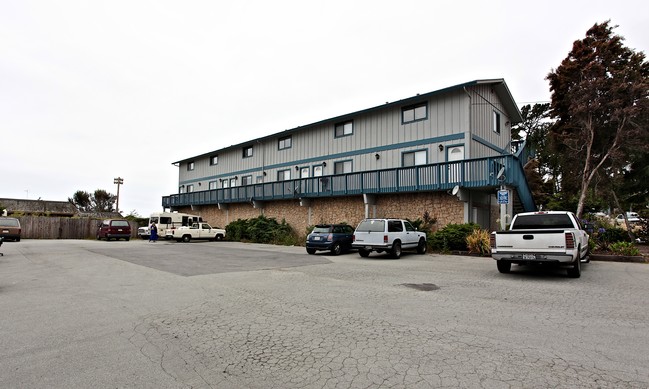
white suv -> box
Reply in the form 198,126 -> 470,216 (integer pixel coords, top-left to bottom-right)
352,218 -> 427,259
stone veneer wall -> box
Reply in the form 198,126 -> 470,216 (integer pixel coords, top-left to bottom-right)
175,192 -> 466,237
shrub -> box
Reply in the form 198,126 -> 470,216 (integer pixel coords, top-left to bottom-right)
429,223 -> 480,252
465,229 -> 491,256
609,242 -> 640,256
225,215 -> 299,246
597,227 -> 631,243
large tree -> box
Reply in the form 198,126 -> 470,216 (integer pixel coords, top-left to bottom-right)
546,21 -> 649,218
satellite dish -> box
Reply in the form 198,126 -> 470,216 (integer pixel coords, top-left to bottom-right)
451,185 -> 460,196
496,167 -> 505,180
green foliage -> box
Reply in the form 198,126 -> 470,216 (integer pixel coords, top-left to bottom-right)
69,189 -> 116,213
408,211 -> 437,233
429,223 -> 480,252
225,215 -> 299,246
465,229 -> 491,256
546,21 -> 649,217
609,242 -> 640,256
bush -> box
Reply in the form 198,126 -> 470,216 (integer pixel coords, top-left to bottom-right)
429,223 -> 480,252
225,215 -> 299,246
609,241 -> 640,256
465,229 -> 491,256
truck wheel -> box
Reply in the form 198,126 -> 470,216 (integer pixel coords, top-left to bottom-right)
416,238 -> 427,254
567,256 -> 581,278
182,235 -> 191,243
306,248 -> 316,255
497,261 -> 511,273
359,249 -> 370,257
215,234 -> 224,241
330,243 -> 342,256
391,241 -> 402,259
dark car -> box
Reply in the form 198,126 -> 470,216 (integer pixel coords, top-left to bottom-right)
306,224 -> 354,255
0,217 -> 21,242
96,219 -> 132,241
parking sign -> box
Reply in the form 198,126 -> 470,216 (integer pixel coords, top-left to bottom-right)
497,190 -> 509,204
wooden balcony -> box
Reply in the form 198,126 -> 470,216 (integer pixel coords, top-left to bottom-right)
162,154 -> 535,211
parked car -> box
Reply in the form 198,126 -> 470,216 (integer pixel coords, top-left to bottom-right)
615,212 -> 642,224
96,219 -> 132,241
306,224 -> 355,255
0,217 -> 21,242
352,218 -> 427,258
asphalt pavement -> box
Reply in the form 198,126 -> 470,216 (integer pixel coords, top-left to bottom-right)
1,239 -> 648,388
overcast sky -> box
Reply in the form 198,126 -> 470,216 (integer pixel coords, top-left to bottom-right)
1,0 -> 647,217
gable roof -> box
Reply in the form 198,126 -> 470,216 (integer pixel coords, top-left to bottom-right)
173,79 -> 523,165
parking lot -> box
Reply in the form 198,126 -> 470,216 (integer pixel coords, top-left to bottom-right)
1,239 -> 648,388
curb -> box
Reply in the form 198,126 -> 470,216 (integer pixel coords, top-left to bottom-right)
590,254 -> 648,263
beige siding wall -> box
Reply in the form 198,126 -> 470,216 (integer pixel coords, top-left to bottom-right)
175,193 -> 466,237
467,84 -> 511,158
177,90 -> 473,188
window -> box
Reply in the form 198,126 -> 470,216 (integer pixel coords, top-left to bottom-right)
402,103 -> 427,124
334,160 -> 352,174
241,175 -> 252,186
209,181 -> 218,190
387,220 -> 403,232
186,184 -> 194,193
313,165 -> 323,177
179,186 -> 185,194
256,175 -> 264,184
187,161 -> 195,171
335,121 -> 353,137
278,169 -> 291,181
229,178 -> 237,187
210,155 -> 218,165
243,146 -> 253,158
222,180 -> 229,188
278,136 -> 292,150
300,167 -> 310,178
402,150 -> 427,167
493,111 -> 501,134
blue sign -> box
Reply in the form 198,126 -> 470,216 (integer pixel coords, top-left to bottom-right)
497,190 -> 509,204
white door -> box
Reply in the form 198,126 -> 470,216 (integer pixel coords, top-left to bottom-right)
447,146 -> 464,183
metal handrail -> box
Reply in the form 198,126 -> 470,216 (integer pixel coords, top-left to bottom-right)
163,154 -> 536,211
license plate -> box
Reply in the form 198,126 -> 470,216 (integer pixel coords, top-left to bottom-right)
522,254 -> 536,260
313,236 -> 321,241
365,246 -> 372,250
2,230 -> 8,233
117,229 -> 123,232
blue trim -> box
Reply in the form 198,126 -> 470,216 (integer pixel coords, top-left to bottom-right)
471,134 -> 508,155
179,133 -> 465,185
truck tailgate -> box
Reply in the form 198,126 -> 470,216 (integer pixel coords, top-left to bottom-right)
495,230 -> 567,252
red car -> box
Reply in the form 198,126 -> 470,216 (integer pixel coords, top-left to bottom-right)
96,219 -> 132,241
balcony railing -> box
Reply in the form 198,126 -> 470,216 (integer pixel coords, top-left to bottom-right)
162,154 -> 536,211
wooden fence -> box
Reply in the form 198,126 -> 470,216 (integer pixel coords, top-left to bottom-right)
16,216 -> 139,240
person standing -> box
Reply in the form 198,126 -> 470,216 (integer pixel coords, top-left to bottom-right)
149,222 -> 158,242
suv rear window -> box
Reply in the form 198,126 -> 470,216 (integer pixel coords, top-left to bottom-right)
111,220 -> 130,227
356,220 -> 385,233
0,218 -> 20,227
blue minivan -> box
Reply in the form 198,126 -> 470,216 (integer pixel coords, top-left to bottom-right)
306,224 -> 355,255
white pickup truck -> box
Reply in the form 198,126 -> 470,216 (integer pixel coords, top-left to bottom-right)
490,211 -> 590,278
352,218 -> 427,259
166,222 -> 226,243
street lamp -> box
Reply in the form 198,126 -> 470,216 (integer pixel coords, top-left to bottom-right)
114,177 -> 124,213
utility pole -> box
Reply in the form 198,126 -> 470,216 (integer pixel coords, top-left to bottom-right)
114,177 -> 124,213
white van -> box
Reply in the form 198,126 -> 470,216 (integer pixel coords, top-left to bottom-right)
137,212 -> 203,239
